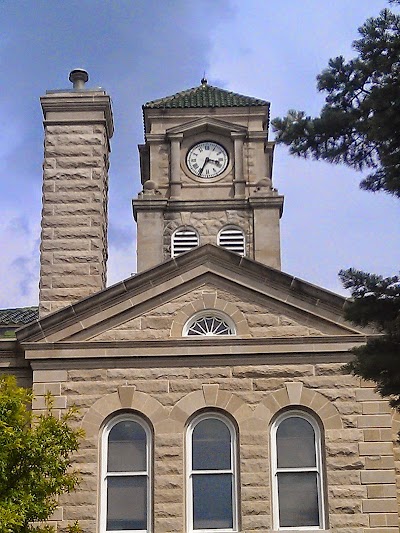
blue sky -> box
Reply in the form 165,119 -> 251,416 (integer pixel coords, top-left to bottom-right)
0,0 -> 398,308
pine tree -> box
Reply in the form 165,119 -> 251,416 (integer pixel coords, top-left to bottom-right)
272,3 -> 400,404
272,5 -> 400,197
339,269 -> 400,408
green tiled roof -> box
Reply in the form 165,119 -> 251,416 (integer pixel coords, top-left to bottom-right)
143,81 -> 269,109
0,307 -> 38,326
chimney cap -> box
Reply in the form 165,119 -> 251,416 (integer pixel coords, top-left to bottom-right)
69,68 -> 89,89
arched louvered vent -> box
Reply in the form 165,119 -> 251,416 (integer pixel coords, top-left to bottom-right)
218,227 -> 245,256
171,227 -> 199,257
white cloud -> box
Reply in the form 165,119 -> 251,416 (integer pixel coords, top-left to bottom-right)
0,214 -> 39,308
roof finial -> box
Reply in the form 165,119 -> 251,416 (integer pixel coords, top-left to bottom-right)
201,73 -> 207,86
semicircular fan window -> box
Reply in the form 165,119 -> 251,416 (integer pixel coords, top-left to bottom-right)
184,313 -> 236,336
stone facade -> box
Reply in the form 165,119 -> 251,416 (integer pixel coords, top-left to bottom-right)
0,76 -> 398,532
30,360 -> 399,533
14,245 -> 399,532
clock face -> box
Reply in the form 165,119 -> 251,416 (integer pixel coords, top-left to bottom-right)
186,141 -> 229,178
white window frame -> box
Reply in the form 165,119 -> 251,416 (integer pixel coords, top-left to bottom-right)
186,412 -> 238,533
183,310 -> 236,337
100,413 -> 152,533
217,226 -> 245,256
171,226 -> 200,257
271,410 -> 326,531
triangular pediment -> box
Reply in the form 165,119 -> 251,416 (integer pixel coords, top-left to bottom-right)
166,117 -> 247,137
17,245 -> 373,354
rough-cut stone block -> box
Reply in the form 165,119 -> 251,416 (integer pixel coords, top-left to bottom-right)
233,365 -> 314,378
328,471 -> 361,485
190,367 -> 231,379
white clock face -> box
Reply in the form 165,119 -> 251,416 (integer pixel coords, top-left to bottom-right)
186,141 -> 229,178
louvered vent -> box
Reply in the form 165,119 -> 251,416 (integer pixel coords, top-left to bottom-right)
172,228 -> 199,257
218,227 -> 245,256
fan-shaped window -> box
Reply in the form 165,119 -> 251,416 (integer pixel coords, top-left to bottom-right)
171,227 -> 199,257
183,311 -> 236,336
187,412 -> 238,532
101,414 -> 152,532
218,226 -> 245,256
271,411 -> 326,530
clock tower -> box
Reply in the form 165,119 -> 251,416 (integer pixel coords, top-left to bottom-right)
132,80 -> 284,272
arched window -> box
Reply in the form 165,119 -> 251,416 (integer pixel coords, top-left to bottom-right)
187,413 -> 238,532
171,227 -> 199,257
271,411 -> 326,530
101,414 -> 152,532
183,311 -> 236,336
218,226 -> 245,256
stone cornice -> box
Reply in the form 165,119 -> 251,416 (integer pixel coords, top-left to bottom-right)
133,197 -> 285,213
17,243 -> 374,345
40,93 -> 114,138
249,196 -> 284,216
22,333 -> 373,361
246,131 -> 268,141
144,133 -> 166,143
132,198 -> 169,213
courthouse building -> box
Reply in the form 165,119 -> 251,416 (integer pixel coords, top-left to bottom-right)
0,69 -> 399,532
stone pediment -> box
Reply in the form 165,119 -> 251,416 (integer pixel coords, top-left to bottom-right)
166,116 -> 248,137
17,245 -> 373,358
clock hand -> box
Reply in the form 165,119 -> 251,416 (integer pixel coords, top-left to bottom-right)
199,157 -> 209,176
208,159 -> 221,166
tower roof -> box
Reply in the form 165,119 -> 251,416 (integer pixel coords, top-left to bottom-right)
0,307 -> 38,326
143,80 -> 269,110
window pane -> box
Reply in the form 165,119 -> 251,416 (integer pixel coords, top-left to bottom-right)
108,421 -> 146,472
277,417 -> 316,468
278,472 -> 319,527
193,419 -> 231,470
107,476 -> 147,530
193,474 -> 233,530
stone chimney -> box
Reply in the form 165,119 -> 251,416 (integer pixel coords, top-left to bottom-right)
39,69 -> 114,317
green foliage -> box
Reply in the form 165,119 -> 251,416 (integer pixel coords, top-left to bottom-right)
272,6 -> 400,197
0,376 -> 83,533
272,2 -> 400,409
340,269 -> 400,409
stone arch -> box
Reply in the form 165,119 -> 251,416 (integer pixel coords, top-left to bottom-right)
168,385 -> 252,432
170,291 -> 251,337
253,382 -> 343,430
81,387 -> 168,438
